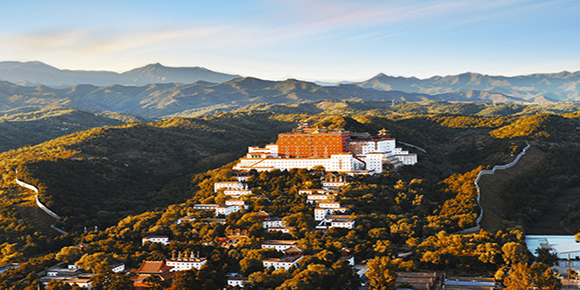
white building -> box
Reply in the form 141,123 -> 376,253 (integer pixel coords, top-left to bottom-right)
166,253 -> 207,271
262,218 -> 286,229
109,263 -> 125,273
299,189 -> 327,195
331,219 -> 355,229
233,128 -> 418,175
193,204 -> 218,211
262,255 -> 302,270
214,181 -> 245,192
223,188 -> 252,197
267,227 -> 294,233
316,215 -> 355,229
318,202 -> 341,208
225,199 -> 248,209
314,203 -> 348,221
227,277 -> 249,288
314,208 -> 328,221
41,265 -> 94,288
307,194 -> 334,204
234,152 -> 376,174
215,205 -> 241,216
261,240 -> 298,251
142,236 -> 170,246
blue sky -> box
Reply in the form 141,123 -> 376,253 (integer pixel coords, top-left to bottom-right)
1,0 -> 579,81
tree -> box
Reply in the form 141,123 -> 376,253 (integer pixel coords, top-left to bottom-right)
365,256 -> 397,290
240,257 -> 264,276
501,242 -> 529,266
535,247 -> 558,266
76,252 -> 117,273
283,212 -> 316,230
90,270 -> 133,290
276,264 -> 332,290
170,269 -> 202,290
503,262 -> 561,290
0,243 -> 23,264
530,262 -> 561,290
45,280 -> 73,290
503,263 -> 532,290
248,268 -> 291,289
330,259 -> 362,290
569,269 -> 578,280
56,246 -> 82,264
373,240 -> 394,256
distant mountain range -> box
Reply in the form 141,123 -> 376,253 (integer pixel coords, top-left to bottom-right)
0,77 -> 528,119
356,71 -> 580,102
0,61 -> 242,87
1,61 -> 580,119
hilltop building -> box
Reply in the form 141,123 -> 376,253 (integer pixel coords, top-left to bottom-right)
233,122 -> 417,174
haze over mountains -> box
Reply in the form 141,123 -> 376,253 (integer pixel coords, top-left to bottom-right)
0,77 -> 528,119
1,61 -> 580,120
357,71 -> 580,102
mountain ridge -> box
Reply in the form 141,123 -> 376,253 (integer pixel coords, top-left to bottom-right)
0,61 -> 242,87
357,71 -> 580,101
0,78 -> 527,118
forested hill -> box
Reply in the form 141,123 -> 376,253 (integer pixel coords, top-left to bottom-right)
0,106 -> 147,152
0,78 -> 526,119
4,111 -> 580,288
0,112 -> 295,259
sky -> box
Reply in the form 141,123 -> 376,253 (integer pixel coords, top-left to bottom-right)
1,0 -> 579,82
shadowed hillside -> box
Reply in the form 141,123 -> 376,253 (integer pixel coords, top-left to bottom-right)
0,106 -> 147,153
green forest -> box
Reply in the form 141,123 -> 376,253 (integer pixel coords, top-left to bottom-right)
2,102 -> 580,289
